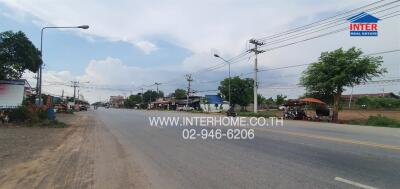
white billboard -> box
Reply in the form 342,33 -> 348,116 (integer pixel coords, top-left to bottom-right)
0,80 -> 25,109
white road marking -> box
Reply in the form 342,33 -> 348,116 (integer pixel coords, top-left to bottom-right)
334,177 -> 378,189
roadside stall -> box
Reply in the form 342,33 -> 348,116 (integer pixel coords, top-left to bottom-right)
283,99 -> 307,120
283,98 -> 329,121
300,98 -> 330,121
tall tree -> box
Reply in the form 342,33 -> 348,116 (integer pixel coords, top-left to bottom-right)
172,88 -> 187,99
143,90 -> 163,103
275,94 -> 287,106
300,47 -> 386,122
257,94 -> 267,105
0,31 -> 42,80
218,76 -> 253,110
124,94 -> 143,108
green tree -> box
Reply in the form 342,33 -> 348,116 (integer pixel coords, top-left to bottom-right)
257,94 -> 266,104
300,47 -> 386,122
172,88 -> 187,99
218,76 -> 253,110
275,94 -> 287,106
124,94 -> 143,108
0,31 -> 42,80
265,97 -> 275,110
143,90 -> 163,103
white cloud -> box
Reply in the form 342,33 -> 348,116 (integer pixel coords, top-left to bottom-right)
7,0 -> 400,100
27,57 -> 186,102
134,41 -> 158,54
0,0 -> 371,54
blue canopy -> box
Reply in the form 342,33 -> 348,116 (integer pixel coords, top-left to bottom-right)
205,95 -> 223,104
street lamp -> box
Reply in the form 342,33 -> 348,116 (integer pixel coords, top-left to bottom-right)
214,54 -> 231,106
37,25 -> 89,105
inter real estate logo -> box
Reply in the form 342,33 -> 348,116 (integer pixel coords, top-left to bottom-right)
347,12 -> 380,37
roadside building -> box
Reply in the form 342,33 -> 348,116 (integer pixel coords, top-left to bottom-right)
342,92 -> 399,101
110,96 -> 124,108
151,97 -> 172,109
173,96 -> 202,110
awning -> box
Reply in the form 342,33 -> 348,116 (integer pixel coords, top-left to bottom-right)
299,98 -> 326,104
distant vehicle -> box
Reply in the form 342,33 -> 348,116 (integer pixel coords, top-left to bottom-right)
226,106 -> 237,117
177,106 -> 194,111
54,104 -> 68,113
80,105 -> 88,111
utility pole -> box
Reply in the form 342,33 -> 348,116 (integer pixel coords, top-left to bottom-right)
139,87 -> 144,96
155,82 -> 161,95
71,81 -> 79,104
249,39 -> 265,113
61,89 -> 64,99
185,74 -> 193,109
77,89 -> 80,100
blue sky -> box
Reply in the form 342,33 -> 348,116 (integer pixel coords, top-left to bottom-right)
0,4 -> 191,75
0,0 -> 399,102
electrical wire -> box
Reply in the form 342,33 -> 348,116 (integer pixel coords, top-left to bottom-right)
257,0 -> 394,41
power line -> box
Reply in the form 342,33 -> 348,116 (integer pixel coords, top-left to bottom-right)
259,11 -> 400,53
240,49 -> 400,77
259,3 -> 400,47
133,2 -> 400,91
257,0 -> 395,41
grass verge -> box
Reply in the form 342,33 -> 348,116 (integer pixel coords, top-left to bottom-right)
28,120 -> 67,128
349,115 -> 400,128
236,111 -> 277,118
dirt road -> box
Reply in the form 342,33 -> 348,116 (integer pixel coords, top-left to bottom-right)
0,112 -> 149,189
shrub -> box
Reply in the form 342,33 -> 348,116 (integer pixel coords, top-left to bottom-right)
37,109 -> 48,120
365,115 -> 400,128
8,106 -> 50,123
8,106 -> 30,122
350,115 -> 400,128
355,96 -> 400,109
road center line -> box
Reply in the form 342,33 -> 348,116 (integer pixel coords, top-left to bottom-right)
258,128 -> 400,151
334,177 -> 378,189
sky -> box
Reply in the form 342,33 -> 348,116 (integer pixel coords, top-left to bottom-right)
0,0 -> 399,103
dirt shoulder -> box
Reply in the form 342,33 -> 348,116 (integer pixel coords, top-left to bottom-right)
0,113 -> 75,172
0,112 -> 91,188
0,111 -> 149,189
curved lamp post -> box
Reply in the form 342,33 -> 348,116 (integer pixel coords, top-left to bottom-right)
37,25 -> 89,105
213,54 -> 231,106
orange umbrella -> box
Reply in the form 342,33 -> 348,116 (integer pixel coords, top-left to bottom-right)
300,98 -> 326,104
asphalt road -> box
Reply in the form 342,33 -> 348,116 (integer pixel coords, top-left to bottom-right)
94,108 -> 400,189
